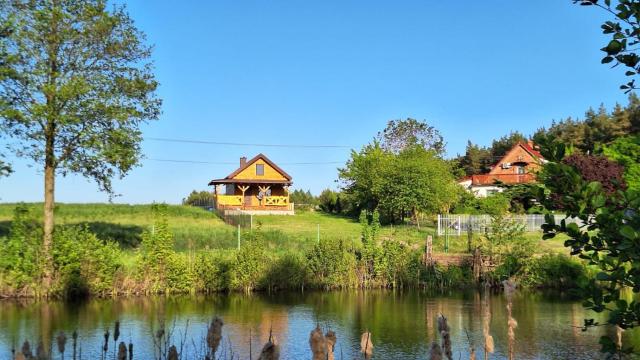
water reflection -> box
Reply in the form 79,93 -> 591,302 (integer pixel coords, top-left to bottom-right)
0,290 -> 628,359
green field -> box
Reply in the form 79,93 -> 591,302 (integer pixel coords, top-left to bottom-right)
0,203 -> 567,254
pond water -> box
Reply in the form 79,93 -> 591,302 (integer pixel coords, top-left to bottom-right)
0,290 -> 635,359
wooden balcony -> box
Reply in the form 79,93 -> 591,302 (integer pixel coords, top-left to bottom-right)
215,195 -> 291,211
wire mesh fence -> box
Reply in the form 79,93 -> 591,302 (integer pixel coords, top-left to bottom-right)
437,214 -> 584,236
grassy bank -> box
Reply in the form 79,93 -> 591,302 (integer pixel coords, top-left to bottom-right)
0,203 -> 578,298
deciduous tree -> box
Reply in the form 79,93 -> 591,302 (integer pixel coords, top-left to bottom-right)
0,0 -> 161,292
376,118 -> 445,156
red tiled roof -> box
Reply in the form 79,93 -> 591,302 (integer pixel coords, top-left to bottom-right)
467,173 -> 536,186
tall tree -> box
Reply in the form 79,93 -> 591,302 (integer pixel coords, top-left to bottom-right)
489,131 -> 528,159
0,1 -> 161,292
376,118 -> 445,156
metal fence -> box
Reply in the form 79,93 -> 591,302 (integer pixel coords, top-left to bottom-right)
437,214 -> 583,236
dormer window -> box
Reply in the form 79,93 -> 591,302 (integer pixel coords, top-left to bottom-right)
256,164 -> 264,176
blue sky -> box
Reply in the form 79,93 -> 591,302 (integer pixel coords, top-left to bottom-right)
0,1 -> 633,203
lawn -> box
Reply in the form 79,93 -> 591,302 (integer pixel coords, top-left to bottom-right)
0,203 -> 568,255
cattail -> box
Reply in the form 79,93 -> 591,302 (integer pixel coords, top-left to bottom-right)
257,335 -> 280,360
117,342 -> 127,360
168,345 -> 178,360
470,347 -> 476,360
309,326 -> 327,360
437,315 -> 452,360
72,331 -> 78,360
429,341 -> 443,360
503,280 -> 518,360
36,341 -> 46,360
325,330 -> 337,360
103,330 -> 110,354
15,352 -> 26,360
128,342 -> 133,360
206,316 -> 224,356
482,286 -> 494,359
57,331 -> 67,356
21,341 -> 32,358
114,322 -> 120,342
360,331 -> 373,360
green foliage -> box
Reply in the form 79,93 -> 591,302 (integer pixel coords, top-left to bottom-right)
0,205 -> 41,292
602,135 -> 640,192
182,190 -> 212,206
478,194 -> 511,215
0,0 -> 161,193
375,240 -> 418,287
537,142 -> 640,355
192,251 -> 230,293
140,204 -> 175,293
52,226 -> 122,297
518,254 -> 589,289
339,140 -> 459,223
318,189 -> 338,213
264,252 -> 309,291
480,213 -> 531,261
376,118 -> 445,156
229,232 -> 269,292
305,238 -> 357,289
290,189 -> 317,207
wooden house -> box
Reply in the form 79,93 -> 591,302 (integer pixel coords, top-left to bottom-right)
458,141 -> 546,197
208,154 -> 294,215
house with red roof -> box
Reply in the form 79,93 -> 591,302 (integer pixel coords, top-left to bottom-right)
208,154 -> 294,215
458,141 -> 546,197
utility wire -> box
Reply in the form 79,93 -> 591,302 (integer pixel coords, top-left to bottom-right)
147,158 -> 344,165
146,137 -> 351,149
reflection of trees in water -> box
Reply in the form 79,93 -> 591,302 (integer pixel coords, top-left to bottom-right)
0,291 -> 629,359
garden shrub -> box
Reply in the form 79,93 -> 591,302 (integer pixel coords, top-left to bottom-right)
518,254 -> 588,289
193,251 -> 231,293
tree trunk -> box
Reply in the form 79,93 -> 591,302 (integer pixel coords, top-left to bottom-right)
42,149 -> 55,295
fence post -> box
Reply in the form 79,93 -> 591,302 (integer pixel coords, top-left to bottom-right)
237,224 -> 241,250
437,214 -> 441,236
458,215 -> 462,236
250,214 -> 253,231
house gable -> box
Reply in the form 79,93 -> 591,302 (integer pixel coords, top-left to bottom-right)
227,154 -> 291,181
489,142 -> 543,176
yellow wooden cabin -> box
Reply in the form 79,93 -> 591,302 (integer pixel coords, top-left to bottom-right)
208,154 -> 294,215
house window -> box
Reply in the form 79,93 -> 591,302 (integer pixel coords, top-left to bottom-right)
256,164 -> 264,176
517,166 -> 526,174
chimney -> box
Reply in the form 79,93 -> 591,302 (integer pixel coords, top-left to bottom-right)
240,156 -> 247,167
527,139 -> 535,148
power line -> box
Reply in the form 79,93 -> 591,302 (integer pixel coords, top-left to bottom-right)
147,158 -> 344,165
146,137 -> 351,149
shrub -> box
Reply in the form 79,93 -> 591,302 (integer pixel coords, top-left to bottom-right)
518,254 -> 588,289
139,204 -> 175,293
0,205 -> 42,294
193,251 -> 231,293
264,252 -> 309,291
52,226 -> 122,297
306,239 -> 357,289
229,233 -> 269,292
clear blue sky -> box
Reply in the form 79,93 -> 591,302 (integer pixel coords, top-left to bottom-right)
0,1 -> 633,204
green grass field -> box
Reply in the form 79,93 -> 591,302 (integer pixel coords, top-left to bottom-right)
0,203 -> 568,254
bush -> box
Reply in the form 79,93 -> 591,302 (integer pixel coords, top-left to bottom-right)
0,205 -> 42,294
306,239 -> 357,289
264,252 -> 309,291
52,226 -> 122,297
229,233 -> 269,292
193,251 -> 231,293
518,254 -> 588,289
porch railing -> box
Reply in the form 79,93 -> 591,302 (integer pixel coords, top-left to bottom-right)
263,196 -> 289,206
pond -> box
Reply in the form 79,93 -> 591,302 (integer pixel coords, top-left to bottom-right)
0,290 -> 634,359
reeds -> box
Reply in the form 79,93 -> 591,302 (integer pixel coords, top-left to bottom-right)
206,316 -> 224,358
56,331 -> 67,359
309,325 -> 327,360
503,280 -> 518,360
437,314 -> 452,360
325,330 -> 337,360
482,286 -> 494,360
257,333 -> 280,360
429,341 -> 443,360
117,342 -> 128,360
360,331 -> 373,360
